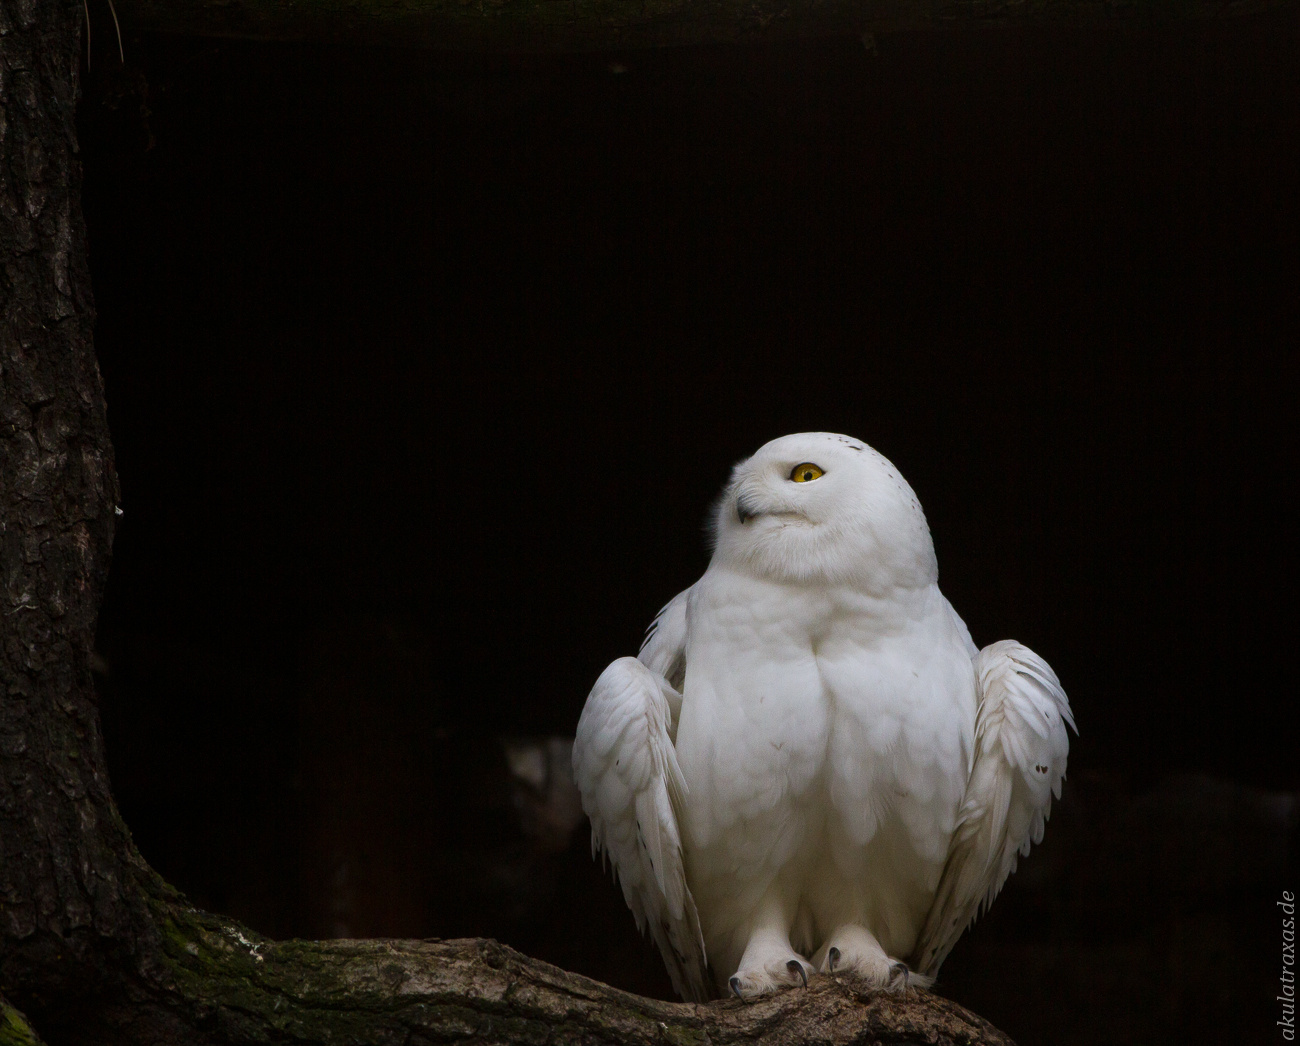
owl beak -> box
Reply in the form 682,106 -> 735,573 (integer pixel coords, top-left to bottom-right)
736,493 -> 762,524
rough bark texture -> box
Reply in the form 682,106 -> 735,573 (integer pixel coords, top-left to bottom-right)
0,0 -> 149,1020
113,0 -> 1297,51
0,2 -> 1015,1044
83,909 -> 1018,1045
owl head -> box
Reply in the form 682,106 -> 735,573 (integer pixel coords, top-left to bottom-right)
710,432 -> 938,591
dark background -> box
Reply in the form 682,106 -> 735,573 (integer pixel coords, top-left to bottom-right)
79,13 -> 1297,1045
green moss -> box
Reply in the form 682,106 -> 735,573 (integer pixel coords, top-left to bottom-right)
656,1027 -> 713,1046
0,1003 -> 46,1046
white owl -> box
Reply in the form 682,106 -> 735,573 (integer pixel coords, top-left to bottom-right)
572,433 -> 1076,1002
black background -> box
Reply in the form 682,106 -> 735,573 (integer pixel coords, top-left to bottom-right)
80,12 -> 1297,1044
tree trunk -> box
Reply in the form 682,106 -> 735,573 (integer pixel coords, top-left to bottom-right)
0,3 -> 1014,1043
0,0 -> 149,1021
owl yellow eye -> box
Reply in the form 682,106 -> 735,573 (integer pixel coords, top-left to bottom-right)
790,463 -> 824,483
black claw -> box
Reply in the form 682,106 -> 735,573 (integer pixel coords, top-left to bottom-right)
827,947 -> 841,973
890,962 -> 910,988
729,976 -> 743,999
787,959 -> 808,987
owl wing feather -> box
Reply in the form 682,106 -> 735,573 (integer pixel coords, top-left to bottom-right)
912,640 -> 1076,976
573,598 -> 709,1001
639,587 -> 690,694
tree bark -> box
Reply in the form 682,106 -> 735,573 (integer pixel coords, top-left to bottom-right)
30,909 -> 1019,1045
112,0 -> 1297,52
0,3 -> 1015,1044
0,0 -> 150,1022
6,896 -> 1018,1045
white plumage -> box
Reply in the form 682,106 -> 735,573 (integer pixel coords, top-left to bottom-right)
572,433 -> 1076,1001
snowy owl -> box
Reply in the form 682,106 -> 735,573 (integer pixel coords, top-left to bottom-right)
572,433 -> 1076,1002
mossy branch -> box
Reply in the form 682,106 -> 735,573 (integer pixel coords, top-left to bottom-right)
0,1000 -> 48,1046
129,892 -> 1013,1046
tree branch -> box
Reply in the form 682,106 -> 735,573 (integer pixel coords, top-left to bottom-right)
1,996 -> 48,1046
113,0 -> 1297,52
103,890 -> 1016,1046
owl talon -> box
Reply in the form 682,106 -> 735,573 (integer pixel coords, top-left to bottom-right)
728,952 -> 814,998
890,962 -> 910,989
828,947 -> 841,973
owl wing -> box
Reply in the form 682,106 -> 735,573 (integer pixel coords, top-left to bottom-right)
912,640 -> 1076,976
572,596 -> 708,1001
638,587 -> 690,693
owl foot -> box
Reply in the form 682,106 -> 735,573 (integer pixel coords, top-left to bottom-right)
825,947 -> 906,985
814,925 -> 932,992
727,953 -> 815,1000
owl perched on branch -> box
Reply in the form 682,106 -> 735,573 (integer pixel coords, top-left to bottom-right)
573,433 -> 1075,1001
